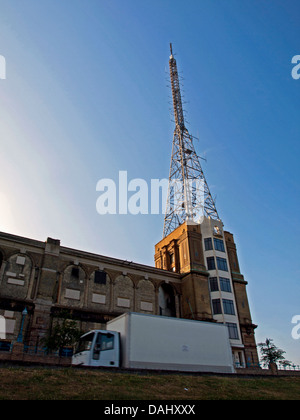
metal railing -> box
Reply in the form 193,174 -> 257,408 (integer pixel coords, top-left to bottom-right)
236,361 -> 300,371
277,364 -> 300,371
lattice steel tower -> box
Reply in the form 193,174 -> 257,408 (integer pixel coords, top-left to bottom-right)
163,44 -> 220,237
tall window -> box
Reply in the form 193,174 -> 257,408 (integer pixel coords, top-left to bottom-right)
226,322 -> 239,340
212,299 -> 222,315
214,238 -> 225,252
217,257 -> 228,271
223,299 -> 235,315
207,257 -> 215,270
169,253 -> 174,264
209,277 -> 219,292
204,238 -> 213,251
219,277 -> 232,293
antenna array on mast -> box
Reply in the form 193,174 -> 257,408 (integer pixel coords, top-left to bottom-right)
163,44 -> 219,238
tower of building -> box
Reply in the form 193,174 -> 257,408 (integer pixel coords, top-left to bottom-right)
155,44 -> 259,368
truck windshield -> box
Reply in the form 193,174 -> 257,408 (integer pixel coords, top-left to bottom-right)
75,332 -> 95,354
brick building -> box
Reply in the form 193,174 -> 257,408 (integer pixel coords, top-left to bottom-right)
0,46 -> 259,369
0,232 -> 181,350
0,219 -> 259,368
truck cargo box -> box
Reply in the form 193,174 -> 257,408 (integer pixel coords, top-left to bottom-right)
107,312 -> 234,374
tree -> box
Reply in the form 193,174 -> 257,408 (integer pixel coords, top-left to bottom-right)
258,338 -> 287,368
42,314 -> 83,354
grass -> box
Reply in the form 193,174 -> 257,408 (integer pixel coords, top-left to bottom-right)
0,366 -> 299,400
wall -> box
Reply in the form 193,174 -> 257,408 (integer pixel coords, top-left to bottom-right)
0,232 -> 181,347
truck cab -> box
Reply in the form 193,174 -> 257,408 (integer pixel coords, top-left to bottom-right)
72,330 -> 120,367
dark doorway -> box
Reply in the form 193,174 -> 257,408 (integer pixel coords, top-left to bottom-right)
158,283 -> 176,317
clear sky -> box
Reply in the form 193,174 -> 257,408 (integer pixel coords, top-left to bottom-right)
0,0 -> 299,365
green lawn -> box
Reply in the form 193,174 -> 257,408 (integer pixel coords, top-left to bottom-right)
0,366 -> 299,400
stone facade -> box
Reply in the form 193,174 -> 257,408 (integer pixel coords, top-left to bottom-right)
0,232 -> 180,349
0,220 -> 259,368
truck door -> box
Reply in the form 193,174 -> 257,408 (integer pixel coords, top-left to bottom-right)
72,332 -> 95,366
91,332 -> 119,367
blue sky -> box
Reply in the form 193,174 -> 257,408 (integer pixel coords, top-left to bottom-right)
0,0 -> 300,365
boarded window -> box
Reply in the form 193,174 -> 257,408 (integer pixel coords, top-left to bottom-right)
16,256 -> 26,266
65,288 -> 80,300
117,298 -> 130,308
92,293 -> 106,304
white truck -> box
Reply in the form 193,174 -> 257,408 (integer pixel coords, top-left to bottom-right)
72,312 -> 235,374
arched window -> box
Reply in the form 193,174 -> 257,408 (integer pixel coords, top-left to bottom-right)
61,265 -> 86,305
89,270 -> 111,308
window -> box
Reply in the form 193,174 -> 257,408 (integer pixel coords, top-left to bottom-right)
96,332 -> 114,351
94,270 -> 107,285
209,277 -> 219,292
226,323 -> 239,340
75,332 -> 95,354
214,238 -> 225,252
93,332 -> 115,360
217,257 -> 228,271
207,257 -> 215,270
212,299 -> 222,315
219,277 -> 232,293
204,238 -> 213,251
223,299 -> 235,315
71,267 -> 79,278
